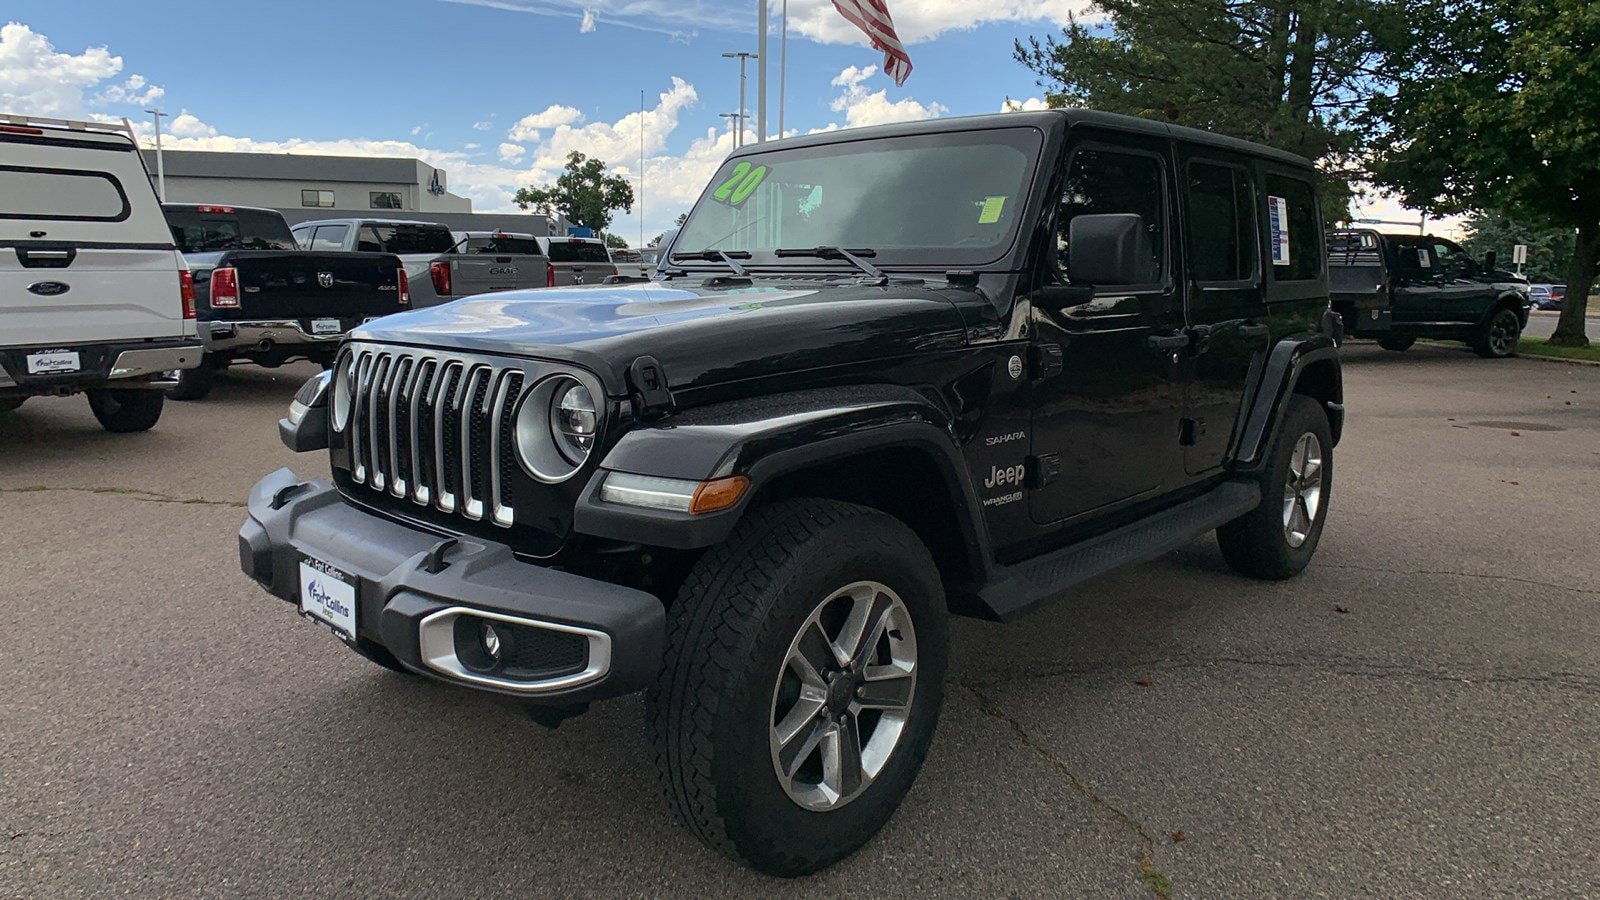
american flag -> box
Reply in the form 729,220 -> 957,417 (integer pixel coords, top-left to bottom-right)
831,0 -> 912,86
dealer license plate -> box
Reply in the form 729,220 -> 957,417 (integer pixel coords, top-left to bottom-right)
299,556 -> 357,642
26,349 -> 80,374
310,318 -> 342,335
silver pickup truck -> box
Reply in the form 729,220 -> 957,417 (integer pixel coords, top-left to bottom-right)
435,231 -> 550,299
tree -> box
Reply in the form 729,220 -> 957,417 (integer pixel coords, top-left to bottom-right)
1458,211 -> 1575,285
649,214 -> 690,248
600,232 -> 628,250
514,151 -> 635,234
1367,0 -> 1598,346
1015,1 -> 1400,214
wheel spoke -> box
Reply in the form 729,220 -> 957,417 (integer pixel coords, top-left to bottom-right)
837,588 -> 894,671
1300,453 -> 1321,486
777,714 -> 831,779
857,665 -> 914,710
822,714 -> 864,798
790,622 -> 834,687
773,686 -> 827,747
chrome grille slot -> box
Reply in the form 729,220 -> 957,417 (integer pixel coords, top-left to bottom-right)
336,342 -> 595,532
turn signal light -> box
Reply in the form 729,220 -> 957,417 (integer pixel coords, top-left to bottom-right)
546,262 -> 556,287
179,270 -> 196,318
429,260 -> 449,296
210,266 -> 240,308
398,268 -> 411,306
689,476 -> 751,515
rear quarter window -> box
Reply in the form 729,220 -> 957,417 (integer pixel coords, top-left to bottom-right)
547,241 -> 611,263
463,236 -> 543,255
0,165 -> 130,222
1263,175 -> 1322,282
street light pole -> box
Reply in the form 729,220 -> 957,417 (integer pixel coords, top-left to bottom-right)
721,51 -> 757,148
778,0 -> 788,137
145,108 -> 168,201
757,0 -> 767,142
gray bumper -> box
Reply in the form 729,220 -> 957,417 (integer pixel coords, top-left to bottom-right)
204,320 -> 344,353
0,340 -> 200,392
237,468 -> 665,703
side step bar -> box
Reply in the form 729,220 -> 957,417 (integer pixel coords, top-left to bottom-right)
977,480 -> 1262,622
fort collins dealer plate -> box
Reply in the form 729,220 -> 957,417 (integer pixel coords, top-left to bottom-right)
298,556 -> 357,642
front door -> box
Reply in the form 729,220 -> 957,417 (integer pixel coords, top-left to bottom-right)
1029,138 -> 1187,525
1180,157 -> 1271,474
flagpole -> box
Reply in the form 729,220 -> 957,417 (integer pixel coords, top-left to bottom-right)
778,0 -> 787,137
757,0 -> 768,142
639,88 -> 645,250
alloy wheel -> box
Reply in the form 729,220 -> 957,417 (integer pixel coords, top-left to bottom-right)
768,580 -> 918,812
1282,433 -> 1324,549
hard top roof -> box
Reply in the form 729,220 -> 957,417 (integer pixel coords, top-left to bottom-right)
730,108 -> 1312,169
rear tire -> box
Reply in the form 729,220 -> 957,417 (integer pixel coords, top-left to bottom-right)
86,388 -> 164,433
1377,335 -> 1415,352
647,498 -> 948,877
0,397 -> 24,413
168,354 -> 216,401
1472,307 -> 1521,358
1218,394 -> 1332,580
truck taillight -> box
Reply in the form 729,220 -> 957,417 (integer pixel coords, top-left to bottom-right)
429,260 -> 450,297
546,261 -> 556,287
210,267 -> 240,308
179,270 -> 196,319
399,268 -> 411,306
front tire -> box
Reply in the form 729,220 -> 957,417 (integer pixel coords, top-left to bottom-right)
1472,307 -> 1521,358
1377,335 -> 1415,352
1218,394 -> 1332,579
86,388 -> 164,433
0,397 -> 24,413
647,498 -> 949,877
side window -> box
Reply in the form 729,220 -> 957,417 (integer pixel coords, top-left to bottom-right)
309,224 -> 350,251
1057,148 -> 1166,286
1393,240 -> 1431,280
1432,240 -> 1472,278
290,225 -> 311,249
1262,175 -> 1321,282
358,225 -> 391,253
1185,162 -> 1256,283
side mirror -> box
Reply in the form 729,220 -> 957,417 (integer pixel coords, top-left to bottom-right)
1067,213 -> 1154,287
1482,250 -> 1497,272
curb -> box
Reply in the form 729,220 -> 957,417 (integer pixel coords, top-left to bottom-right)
1515,352 -> 1600,368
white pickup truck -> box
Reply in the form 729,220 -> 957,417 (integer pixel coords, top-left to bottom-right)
0,115 -> 200,432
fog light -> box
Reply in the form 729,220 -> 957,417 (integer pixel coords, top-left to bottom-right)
481,621 -> 503,661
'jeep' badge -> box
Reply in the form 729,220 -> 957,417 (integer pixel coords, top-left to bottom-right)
317,272 -> 335,288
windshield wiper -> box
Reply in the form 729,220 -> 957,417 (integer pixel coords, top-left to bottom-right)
774,246 -> 885,282
669,249 -> 751,276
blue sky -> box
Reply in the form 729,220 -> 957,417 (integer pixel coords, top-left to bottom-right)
2,1 -> 1078,242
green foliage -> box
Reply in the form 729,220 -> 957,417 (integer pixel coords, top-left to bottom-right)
1459,211 -> 1575,284
600,232 -> 629,249
513,151 -> 635,234
1367,0 -> 1600,345
1014,1 -> 1400,216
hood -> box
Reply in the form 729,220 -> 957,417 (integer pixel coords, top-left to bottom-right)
352,277 -> 972,395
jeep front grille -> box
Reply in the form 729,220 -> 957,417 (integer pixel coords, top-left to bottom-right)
340,345 -> 529,528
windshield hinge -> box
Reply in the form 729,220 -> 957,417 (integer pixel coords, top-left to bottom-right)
627,355 -> 675,422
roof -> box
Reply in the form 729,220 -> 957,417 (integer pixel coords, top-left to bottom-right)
735,108 -> 1313,169
137,149 -> 430,184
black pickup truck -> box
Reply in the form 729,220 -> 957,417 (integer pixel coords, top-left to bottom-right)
1327,228 -> 1530,357
162,204 -> 408,399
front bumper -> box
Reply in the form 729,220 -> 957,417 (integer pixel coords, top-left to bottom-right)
238,468 -> 665,704
0,339 -> 200,393
203,319 -> 349,354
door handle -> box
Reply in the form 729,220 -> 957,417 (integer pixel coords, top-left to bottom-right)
1239,323 -> 1271,339
1147,332 -> 1190,351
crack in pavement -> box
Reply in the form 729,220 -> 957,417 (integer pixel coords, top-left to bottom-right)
1318,562 -> 1600,596
962,683 -> 1171,899
0,485 -> 245,509
963,654 -> 1600,694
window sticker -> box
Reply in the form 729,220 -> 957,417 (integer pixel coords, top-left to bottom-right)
1417,248 -> 1431,268
978,195 -> 1007,224
1267,195 -> 1291,265
711,162 -> 769,207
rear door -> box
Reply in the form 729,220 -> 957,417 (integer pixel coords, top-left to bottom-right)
1,127 -> 184,346
1430,238 -> 1497,323
1178,153 -> 1269,475
1387,237 -> 1441,322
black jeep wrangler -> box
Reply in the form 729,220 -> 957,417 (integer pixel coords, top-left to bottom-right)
242,110 -> 1343,876
1327,228 -> 1530,357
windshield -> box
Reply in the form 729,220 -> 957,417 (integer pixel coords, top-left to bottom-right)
460,235 -> 542,255
673,126 -> 1043,269
165,207 -> 296,251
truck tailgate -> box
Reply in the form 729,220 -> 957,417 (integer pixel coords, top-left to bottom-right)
449,253 -> 545,296
198,251 -> 405,321
1,246 -> 187,346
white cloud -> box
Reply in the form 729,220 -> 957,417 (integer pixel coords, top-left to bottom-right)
507,104 -> 585,142
579,7 -> 597,32
443,0 -> 1086,46
472,120 -> 493,131
1351,190 -> 1467,240
167,111 -> 216,138
828,65 -> 945,128
410,124 -> 424,136
498,142 -> 526,162
0,22 -> 162,116
1001,96 -> 1050,113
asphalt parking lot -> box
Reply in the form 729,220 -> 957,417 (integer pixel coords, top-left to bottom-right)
2,343 -> 1597,898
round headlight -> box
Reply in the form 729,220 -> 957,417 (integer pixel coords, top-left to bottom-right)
515,375 -> 600,483
331,353 -> 354,431
551,383 -> 597,464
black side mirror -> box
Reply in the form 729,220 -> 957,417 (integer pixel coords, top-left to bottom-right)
1067,213 -> 1154,287
1482,251 -> 1497,272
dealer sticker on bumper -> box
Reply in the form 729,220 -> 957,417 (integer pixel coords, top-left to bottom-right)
299,556 -> 357,641
310,318 -> 342,336
26,349 -> 81,374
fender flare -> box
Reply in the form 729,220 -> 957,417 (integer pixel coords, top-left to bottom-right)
572,385 -> 992,577
1233,336 -> 1343,471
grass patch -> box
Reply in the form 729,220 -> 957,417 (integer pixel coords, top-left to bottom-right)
1142,868 -> 1173,898
1517,337 -> 1600,363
